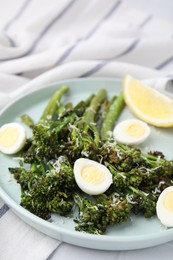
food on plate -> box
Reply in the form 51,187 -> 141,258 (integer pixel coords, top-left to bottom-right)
123,74 -> 173,127
0,122 -> 26,154
113,118 -> 151,145
73,158 -> 113,195
156,186 -> 173,227
6,84 -> 173,235
100,92 -> 125,140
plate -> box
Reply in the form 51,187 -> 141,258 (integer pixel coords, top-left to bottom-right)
0,77 -> 173,251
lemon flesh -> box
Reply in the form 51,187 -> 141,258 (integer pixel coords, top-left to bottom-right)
123,75 -> 173,127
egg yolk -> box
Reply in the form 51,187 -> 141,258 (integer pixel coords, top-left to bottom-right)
0,127 -> 19,148
125,122 -> 145,138
163,191 -> 173,211
81,166 -> 105,185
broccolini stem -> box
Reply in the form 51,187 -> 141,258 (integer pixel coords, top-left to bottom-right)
84,93 -> 95,107
39,85 -> 69,121
20,114 -> 35,129
129,186 -> 147,196
56,103 -> 68,116
83,89 -> 107,123
100,92 -> 125,140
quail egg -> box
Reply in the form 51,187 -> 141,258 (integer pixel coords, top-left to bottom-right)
0,122 -> 26,155
156,186 -> 173,227
73,158 -> 113,195
113,118 -> 151,145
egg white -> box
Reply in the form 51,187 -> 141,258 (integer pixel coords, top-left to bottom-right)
73,158 -> 113,195
0,122 -> 26,155
156,186 -> 173,227
113,118 -> 150,145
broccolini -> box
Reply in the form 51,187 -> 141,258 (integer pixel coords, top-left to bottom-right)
8,85 -> 173,235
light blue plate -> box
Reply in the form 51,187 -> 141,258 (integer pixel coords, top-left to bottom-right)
0,77 -> 173,251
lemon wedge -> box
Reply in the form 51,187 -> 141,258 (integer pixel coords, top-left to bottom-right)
123,75 -> 173,127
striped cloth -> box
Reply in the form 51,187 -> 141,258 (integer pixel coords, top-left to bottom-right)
0,0 -> 173,259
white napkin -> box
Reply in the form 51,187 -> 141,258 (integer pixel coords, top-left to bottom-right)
0,0 -> 173,259
0,198 -> 59,260
0,0 -> 173,78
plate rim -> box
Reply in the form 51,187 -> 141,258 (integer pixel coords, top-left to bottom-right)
0,77 -> 122,117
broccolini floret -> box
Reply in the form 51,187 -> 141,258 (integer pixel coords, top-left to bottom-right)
74,193 -> 132,234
